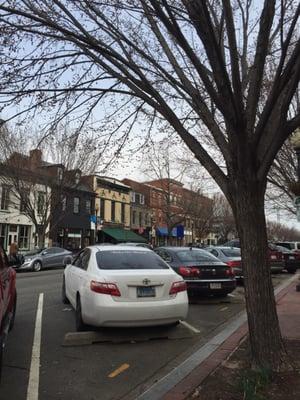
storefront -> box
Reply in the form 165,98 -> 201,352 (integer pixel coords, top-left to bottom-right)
0,223 -> 32,252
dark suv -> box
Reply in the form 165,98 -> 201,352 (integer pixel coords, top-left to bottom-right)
0,246 -> 17,380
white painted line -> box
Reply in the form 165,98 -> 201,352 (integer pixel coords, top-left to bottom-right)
27,293 -> 44,400
179,320 -> 200,334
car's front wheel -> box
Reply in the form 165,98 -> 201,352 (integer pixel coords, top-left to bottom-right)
75,296 -> 87,332
32,261 -> 42,272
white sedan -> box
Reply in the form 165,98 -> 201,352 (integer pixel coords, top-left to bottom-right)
62,245 -> 188,330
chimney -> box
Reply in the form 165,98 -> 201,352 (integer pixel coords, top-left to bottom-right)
29,149 -> 42,168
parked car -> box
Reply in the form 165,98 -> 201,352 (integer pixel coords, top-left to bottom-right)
275,241 -> 300,252
154,247 -> 236,297
223,239 -> 284,273
17,247 -> 72,272
273,245 -> 299,274
62,245 -> 188,330
0,245 -> 17,381
207,247 -> 243,280
121,242 -> 153,250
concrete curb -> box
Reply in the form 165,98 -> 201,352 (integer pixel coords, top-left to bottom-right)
136,273 -> 299,400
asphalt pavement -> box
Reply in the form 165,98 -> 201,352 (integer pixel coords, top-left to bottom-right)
0,269 -> 290,400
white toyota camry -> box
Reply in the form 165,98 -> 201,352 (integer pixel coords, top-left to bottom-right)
62,245 -> 188,330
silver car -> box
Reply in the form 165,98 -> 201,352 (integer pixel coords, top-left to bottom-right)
17,247 -> 72,272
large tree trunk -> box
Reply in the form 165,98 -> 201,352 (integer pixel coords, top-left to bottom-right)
232,182 -> 289,371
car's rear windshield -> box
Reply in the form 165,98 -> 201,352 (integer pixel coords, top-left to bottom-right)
221,248 -> 241,257
176,250 -> 219,262
96,250 -> 169,270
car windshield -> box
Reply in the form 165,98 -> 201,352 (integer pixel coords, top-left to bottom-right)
96,250 -> 169,270
176,249 -> 219,262
221,248 -> 241,257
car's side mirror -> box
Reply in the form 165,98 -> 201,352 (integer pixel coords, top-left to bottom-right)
63,255 -> 73,265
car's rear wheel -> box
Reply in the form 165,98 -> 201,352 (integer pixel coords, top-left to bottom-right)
75,296 -> 87,332
32,261 -> 42,272
62,277 -> 70,304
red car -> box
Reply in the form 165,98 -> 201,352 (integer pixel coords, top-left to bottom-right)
0,245 -> 17,380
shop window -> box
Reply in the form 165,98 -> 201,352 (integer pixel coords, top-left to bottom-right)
20,190 -> 30,213
100,198 -> 105,219
132,210 -> 136,225
19,225 -> 30,249
121,203 -> 125,223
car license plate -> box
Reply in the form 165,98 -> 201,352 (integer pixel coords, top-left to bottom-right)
137,286 -> 155,297
210,283 -> 222,289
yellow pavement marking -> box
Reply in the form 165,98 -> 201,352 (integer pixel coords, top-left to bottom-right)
220,307 -> 228,312
108,363 -> 130,378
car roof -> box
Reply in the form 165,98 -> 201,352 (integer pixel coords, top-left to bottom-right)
89,245 -> 153,252
158,246 -> 207,251
210,246 -> 240,250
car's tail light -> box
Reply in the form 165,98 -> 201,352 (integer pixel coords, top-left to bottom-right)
225,266 -> 235,277
169,281 -> 187,295
226,260 -> 241,268
178,266 -> 201,277
90,281 -> 121,296
178,266 -> 192,276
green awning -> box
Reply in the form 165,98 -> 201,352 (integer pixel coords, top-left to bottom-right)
102,228 -> 147,243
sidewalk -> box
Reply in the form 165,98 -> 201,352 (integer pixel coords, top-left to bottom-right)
162,276 -> 300,400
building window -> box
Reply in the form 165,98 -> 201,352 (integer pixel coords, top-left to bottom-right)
139,212 -> 143,227
130,192 -> 136,202
132,210 -> 136,225
1,185 -> 10,210
140,194 -> 145,205
121,203 -> 125,223
19,225 -> 30,249
75,172 -> 81,185
37,192 -> 45,215
111,201 -> 115,222
86,199 -> 91,214
74,197 -> 80,214
0,224 -> 7,247
61,195 -> 67,212
57,168 -> 63,182
100,198 -> 105,219
20,190 -> 29,213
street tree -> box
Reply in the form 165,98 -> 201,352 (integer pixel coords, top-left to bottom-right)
0,0 -> 299,371
212,193 -> 236,244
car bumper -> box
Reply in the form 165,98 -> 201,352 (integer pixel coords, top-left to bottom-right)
185,279 -> 236,294
270,261 -> 284,273
14,261 -> 33,271
82,292 -> 189,328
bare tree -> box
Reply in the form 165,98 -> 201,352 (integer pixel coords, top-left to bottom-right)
212,193 -> 237,244
0,0 -> 299,371
267,220 -> 300,241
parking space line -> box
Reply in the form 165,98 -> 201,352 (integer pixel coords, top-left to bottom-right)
108,363 -> 130,378
179,320 -> 200,334
220,307 -> 228,312
27,293 -> 44,400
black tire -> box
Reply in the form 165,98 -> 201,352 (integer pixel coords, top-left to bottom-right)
75,296 -> 87,332
62,277 -> 70,304
9,293 -> 17,332
32,261 -> 42,272
287,268 -> 296,274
